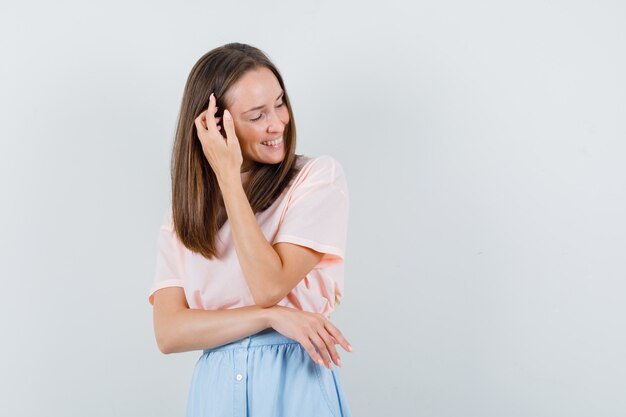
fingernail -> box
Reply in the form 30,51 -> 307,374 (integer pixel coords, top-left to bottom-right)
224,110 -> 232,121
337,359 -> 342,367
317,359 -> 324,366
347,345 -> 353,352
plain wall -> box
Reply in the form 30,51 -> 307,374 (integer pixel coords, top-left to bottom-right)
1,1 -> 624,416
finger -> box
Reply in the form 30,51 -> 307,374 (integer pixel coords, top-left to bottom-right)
319,330 -> 341,368
194,114 -> 208,137
205,93 -> 218,134
300,338 -> 325,368
309,332 -> 332,369
222,109 -> 237,143
324,321 -> 353,353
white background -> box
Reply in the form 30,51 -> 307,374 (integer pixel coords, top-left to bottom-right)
1,1 -> 625,416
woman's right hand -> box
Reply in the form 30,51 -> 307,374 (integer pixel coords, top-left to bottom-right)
266,305 -> 353,369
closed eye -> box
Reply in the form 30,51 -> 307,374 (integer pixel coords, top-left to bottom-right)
250,102 -> 285,122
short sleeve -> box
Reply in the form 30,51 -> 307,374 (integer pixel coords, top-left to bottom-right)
147,210 -> 186,305
273,156 -> 349,268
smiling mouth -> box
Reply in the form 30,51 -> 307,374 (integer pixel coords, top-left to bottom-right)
260,137 -> 283,147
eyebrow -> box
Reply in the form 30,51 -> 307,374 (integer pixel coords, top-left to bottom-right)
243,91 -> 284,113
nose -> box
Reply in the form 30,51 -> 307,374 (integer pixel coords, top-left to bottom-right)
266,108 -> 286,134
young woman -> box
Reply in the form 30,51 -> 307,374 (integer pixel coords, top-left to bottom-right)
148,42 -> 353,417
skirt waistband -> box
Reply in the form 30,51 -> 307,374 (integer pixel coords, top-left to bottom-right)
203,328 -> 299,354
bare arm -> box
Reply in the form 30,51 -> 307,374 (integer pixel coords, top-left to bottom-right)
220,176 -> 324,307
194,97 -> 324,307
152,286 -> 353,368
152,287 -> 273,354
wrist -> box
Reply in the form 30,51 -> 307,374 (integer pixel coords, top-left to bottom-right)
260,305 -> 281,328
217,173 -> 241,191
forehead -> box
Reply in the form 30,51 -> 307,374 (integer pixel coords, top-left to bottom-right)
227,67 -> 282,110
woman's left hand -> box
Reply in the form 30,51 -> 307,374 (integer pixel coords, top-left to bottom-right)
194,92 -> 243,185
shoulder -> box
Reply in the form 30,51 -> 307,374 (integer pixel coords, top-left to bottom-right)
295,154 -> 346,185
287,155 -> 349,202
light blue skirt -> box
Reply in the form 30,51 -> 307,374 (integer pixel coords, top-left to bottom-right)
185,327 -> 352,417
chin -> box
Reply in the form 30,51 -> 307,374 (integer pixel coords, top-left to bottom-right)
264,154 -> 285,165
254,145 -> 286,165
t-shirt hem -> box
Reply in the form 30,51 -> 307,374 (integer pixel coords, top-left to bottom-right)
273,234 -> 344,263
148,280 -> 185,305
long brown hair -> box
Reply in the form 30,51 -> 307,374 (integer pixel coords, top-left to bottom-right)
170,43 -> 302,259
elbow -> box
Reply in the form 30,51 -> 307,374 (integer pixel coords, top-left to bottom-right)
253,289 -> 281,308
152,296 -> 188,355
155,320 -> 179,355
156,331 -> 174,355
253,296 -> 276,309
257,300 -> 278,309
157,339 -> 172,355
158,333 -> 184,355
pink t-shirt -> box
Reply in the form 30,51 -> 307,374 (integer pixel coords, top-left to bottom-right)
147,155 -> 349,318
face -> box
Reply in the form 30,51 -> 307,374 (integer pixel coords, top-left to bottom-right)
224,67 -> 290,172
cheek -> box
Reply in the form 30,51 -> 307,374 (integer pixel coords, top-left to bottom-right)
279,107 -> 290,124
238,125 -> 263,145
